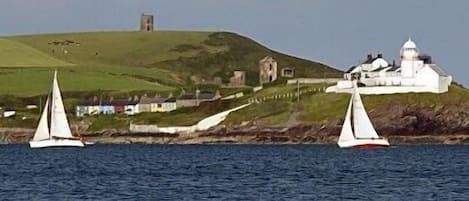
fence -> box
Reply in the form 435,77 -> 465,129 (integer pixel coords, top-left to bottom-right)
247,86 -> 326,103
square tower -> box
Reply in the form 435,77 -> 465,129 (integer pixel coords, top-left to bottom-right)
259,56 -> 278,85
140,14 -> 154,32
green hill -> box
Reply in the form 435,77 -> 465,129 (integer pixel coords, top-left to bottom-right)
8,31 -> 214,66
0,38 -> 71,67
3,31 -> 341,93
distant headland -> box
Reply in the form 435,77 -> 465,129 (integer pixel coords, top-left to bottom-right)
0,14 -> 468,145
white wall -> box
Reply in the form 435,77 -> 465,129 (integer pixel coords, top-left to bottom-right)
415,66 -> 439,88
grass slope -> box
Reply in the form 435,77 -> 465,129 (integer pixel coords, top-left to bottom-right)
8,31 -> 216,66
225,85 -> 469,126
155,32 -> 343,85
7,31 -> 341,87
0,67 -> 174,96
0,39 -> 70,67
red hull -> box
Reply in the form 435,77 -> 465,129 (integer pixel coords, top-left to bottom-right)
353,144 -> 389,149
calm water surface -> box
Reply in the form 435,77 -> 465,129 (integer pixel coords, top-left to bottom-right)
0,145 -> 468,200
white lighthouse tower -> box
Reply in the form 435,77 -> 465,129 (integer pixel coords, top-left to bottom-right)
400,38 -> 424,85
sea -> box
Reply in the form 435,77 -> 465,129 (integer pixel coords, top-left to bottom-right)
0,145 -> 468,201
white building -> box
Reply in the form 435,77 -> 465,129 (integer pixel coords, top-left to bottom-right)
327,38 -> 452,94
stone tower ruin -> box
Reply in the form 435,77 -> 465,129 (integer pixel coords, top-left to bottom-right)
259,56 -> 278,85
140,14 -> 154,32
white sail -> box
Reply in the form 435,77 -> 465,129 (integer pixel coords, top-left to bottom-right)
338,97 -> 355,143
351,82 -> 380,139
32,97 -> 50,141
50,71 -> 74,139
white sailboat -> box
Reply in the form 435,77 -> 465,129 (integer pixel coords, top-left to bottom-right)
337,80 -> 390,148
29,71 -> 84,148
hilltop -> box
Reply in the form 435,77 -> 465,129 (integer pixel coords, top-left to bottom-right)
0,31 -> 341,97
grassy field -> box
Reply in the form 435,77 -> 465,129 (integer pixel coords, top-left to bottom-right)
8,31 -> 218,66
5,31 -> 341,88
0,31 -> 341,97
0,66 -> 176,96
0,39 -> 70,67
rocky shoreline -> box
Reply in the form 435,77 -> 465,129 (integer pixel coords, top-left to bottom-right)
1,125 -> 468,145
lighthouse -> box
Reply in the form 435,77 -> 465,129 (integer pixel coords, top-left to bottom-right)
328,37 -> 452,94
400,38 -> 424,85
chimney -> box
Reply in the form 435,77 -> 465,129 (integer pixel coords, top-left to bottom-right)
367,54 -> 372,60
377,53 -> 383,58
392,60 -> 396,66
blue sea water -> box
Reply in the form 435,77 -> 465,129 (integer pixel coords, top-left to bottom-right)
0,145 -> 468,201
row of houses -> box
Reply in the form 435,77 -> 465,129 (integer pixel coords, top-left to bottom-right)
76,91 -> 220,117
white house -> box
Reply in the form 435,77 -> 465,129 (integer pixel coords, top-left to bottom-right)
137,96 -> 177,113
327,38 -> 452,94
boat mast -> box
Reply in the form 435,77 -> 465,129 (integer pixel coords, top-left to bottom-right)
47,72 -> 56,139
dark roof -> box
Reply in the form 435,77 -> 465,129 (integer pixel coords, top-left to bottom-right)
370,66 -> 389,72
418,54 -> 433,64
362,57 -> 375,64
361,54 -> 385,65
108,99 -> 139,106
165,97 -> 176,102
178,94 -> 196,100
78,96 -> 144,106
198,92 -> 217,100
429,64 -> 449,76
139,96 -> 166,104
78,99 -> 118,106
345,66 -> 357,73
370,63 -> 396,72
388,65 -> 401,72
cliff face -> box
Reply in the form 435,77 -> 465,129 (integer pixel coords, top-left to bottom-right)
370,102 -> 469,135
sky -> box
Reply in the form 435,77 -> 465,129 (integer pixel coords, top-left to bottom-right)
0,0 -> 468,86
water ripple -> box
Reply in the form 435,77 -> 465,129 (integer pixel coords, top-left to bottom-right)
0,145 -> 468,200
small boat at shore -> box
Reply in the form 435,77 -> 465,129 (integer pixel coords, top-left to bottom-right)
29,71 -> 85,148
337,80 -> 390,148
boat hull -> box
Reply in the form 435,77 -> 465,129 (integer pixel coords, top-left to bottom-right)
29,139 -> 85,148
338,138 -> 390,148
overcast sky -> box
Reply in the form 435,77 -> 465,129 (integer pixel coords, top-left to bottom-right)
1,0 -> 468,86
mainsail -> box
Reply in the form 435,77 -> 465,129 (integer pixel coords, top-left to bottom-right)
49,71 -> 74,139
351,82 -> 380,139
32,97 -> 50,141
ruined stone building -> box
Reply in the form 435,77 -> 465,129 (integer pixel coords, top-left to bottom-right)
229,70 -> 246,86
281,67 -> 295,78
140,14 -> 154,32
259,56 -> 278,85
